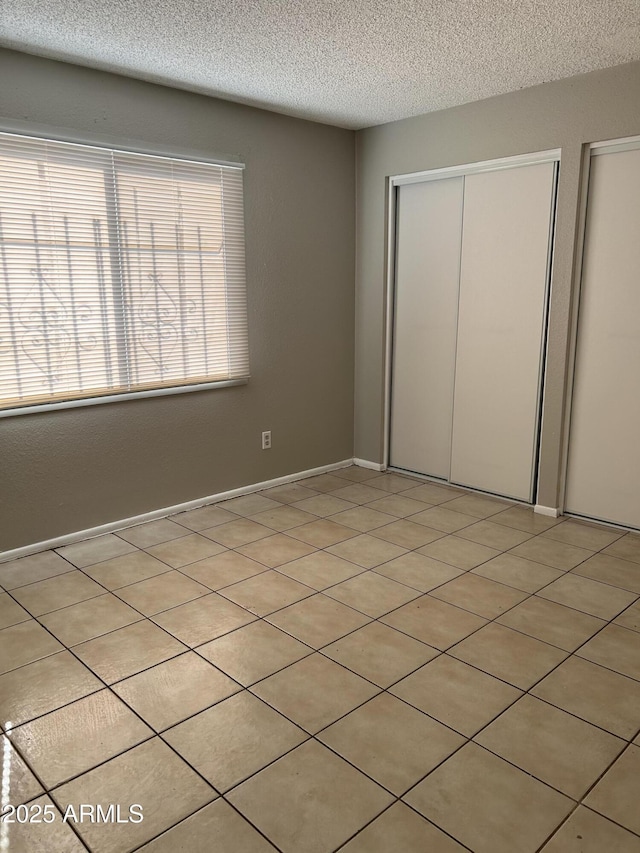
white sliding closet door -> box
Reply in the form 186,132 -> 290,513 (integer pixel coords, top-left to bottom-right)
450,163 -> 555,501
565,147 -> 640,529
390,177 -> 464,478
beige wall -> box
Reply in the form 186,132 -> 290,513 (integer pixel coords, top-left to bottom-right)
355,59 -> 640,508
4,49 -> 640,549
0,49 -> 356,551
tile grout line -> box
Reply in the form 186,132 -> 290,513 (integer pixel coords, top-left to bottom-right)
533,739 -> 640,851
2,507 -> 639,697
3,495 -> 640,732
1,470 -> 639,849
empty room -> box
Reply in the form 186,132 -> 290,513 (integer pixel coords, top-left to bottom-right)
0,1 -> 639,851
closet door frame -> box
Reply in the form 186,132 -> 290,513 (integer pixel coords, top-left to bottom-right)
383,148 -> 561,496
560,133 -> 640,527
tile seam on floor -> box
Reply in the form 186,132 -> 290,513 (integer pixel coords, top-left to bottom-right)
2,560 -> 638,710
3,532 -> 639,730
533,801 -> 583,853
3,591 -> 526,850
10,614 -> 230,846
332,795 -> 477,853
4,472 -> 640,852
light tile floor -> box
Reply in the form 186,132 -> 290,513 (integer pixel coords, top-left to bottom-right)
1,467 -> 640,852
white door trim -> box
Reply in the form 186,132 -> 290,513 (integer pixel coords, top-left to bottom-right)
382,177 -> 397,470
390,149 -> 561,187
590,134 -> 640,156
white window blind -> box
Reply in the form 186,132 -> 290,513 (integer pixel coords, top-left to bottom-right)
0,131 -> 249,412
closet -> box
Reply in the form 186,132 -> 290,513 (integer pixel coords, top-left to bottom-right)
564,142 -> 640,530
390,155 -> 558,503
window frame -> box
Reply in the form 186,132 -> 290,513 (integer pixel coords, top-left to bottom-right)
0,125 -> 248,419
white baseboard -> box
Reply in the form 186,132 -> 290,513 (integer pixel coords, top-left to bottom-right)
0,458 -> 353,563
353,458 -> 385,472
534,504 -> 561,518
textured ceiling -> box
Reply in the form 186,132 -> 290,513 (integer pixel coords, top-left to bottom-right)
1,0 -> 640,129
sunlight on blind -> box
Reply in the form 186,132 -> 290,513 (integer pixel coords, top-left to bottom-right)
0,132 -> 248,411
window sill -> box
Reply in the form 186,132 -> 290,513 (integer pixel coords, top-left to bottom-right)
0,378 -> 249,418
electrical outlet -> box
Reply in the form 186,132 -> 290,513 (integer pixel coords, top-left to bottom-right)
261,430 -> 272,450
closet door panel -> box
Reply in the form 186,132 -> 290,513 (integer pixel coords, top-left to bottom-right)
390,177 -> 464,478
565,148 -> 640,528
450,163 -> 555,500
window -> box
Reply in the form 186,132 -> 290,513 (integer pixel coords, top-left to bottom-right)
0,132 -> 249,413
